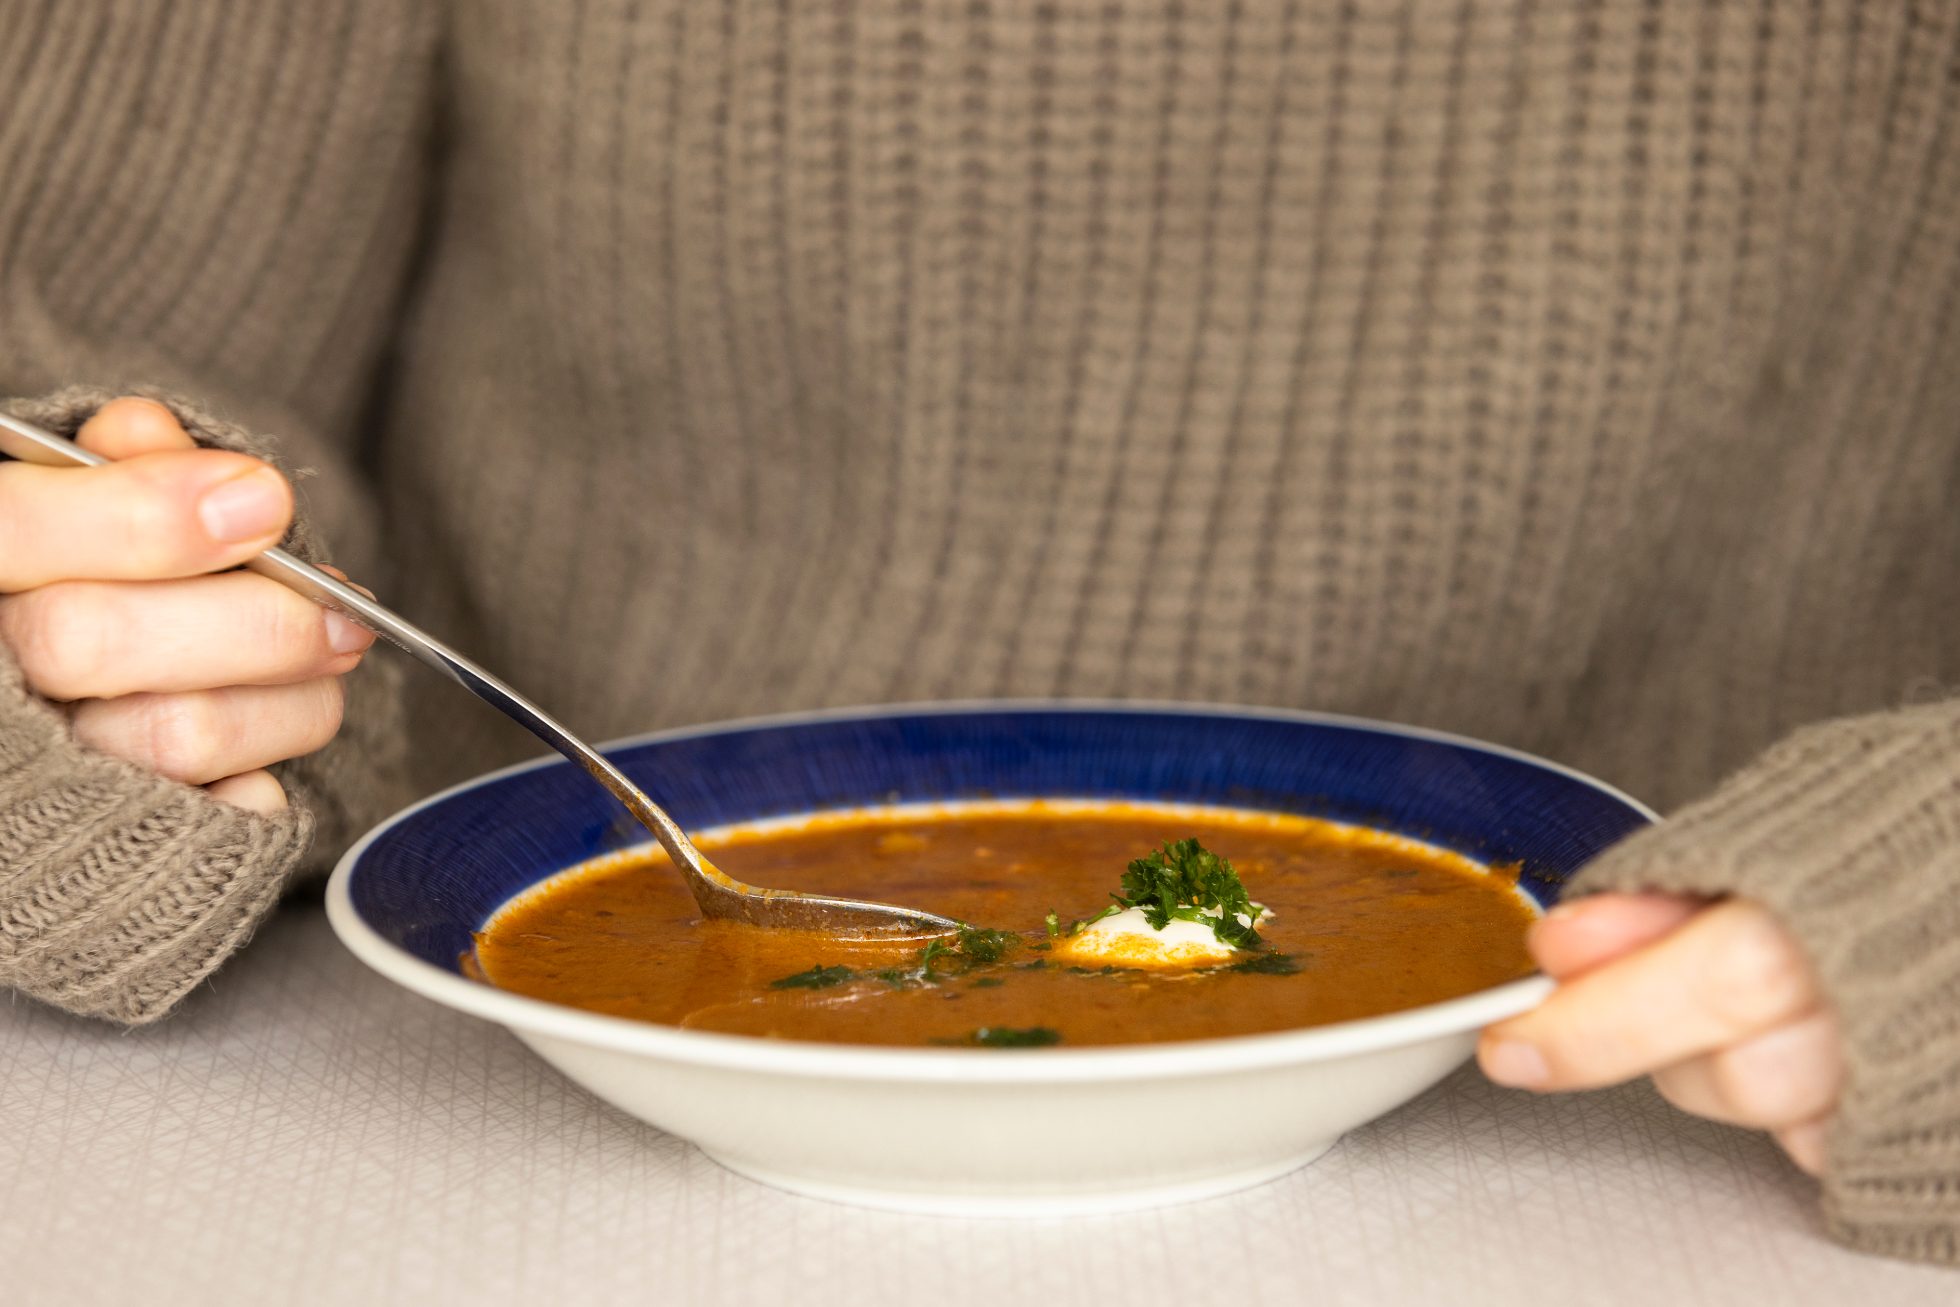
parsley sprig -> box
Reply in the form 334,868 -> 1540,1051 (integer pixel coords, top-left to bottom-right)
1080,838 -> 1266,949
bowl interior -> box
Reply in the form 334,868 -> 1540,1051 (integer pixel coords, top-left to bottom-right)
346,704 -> 1653,976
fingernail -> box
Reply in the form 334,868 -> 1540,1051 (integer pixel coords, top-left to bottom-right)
324,610 -> 373,655
1545,900 -> 1586,920
1483,1040 -> 1550,1087
317,563 -> 378,599
198,469 -> 288,543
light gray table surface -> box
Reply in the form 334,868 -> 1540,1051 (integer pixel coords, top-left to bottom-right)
2,901 -> 1946,1307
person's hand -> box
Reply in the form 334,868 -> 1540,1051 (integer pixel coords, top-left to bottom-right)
1478,893 -> 1841,1174
0,397 -> 372,813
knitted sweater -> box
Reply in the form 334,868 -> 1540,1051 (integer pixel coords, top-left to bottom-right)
1,0 -> 1955,1264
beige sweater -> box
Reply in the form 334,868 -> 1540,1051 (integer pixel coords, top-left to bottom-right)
0,0 -> 1955,1263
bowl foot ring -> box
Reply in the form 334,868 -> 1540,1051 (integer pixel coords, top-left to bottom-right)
700,1138 -> 1339,1218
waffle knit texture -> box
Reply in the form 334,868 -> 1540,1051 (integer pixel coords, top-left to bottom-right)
0,0 -> 1955,1262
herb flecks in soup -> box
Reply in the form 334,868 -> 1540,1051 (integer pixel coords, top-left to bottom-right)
471,801 -> 1537,1048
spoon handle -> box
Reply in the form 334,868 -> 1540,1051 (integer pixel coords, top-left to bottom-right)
0,410 -> 709,883
245,547 -> 715,878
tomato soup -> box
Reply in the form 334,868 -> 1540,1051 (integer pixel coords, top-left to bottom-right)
471,801 -> 1537,1048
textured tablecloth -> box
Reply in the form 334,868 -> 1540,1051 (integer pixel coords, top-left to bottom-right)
2,901 -> 1946,1307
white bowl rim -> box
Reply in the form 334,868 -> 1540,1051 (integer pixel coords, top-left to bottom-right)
326,698 -> 1654,1084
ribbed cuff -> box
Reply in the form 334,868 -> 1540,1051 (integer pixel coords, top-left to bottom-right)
0,652 -> 314,1023
0,386 -> 329,1023
1569,701 -> 1960,1265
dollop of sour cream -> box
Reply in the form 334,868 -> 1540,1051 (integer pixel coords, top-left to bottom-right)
1049,905 -> 1272,970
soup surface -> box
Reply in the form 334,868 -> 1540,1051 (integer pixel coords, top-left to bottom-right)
472,801 -> 1537,1048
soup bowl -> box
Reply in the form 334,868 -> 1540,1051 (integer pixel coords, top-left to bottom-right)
327,702 -> 1653,1216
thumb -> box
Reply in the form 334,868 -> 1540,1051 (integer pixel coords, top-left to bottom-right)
1529,892 -> 1707,979
0,447 -> 294,589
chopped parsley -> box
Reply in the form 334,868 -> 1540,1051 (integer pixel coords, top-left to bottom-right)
915,923 -> 1018,979
1073,838 -> 1267,949
1224,951 -> 1301,975
768,964 -> 857,990
949,924 -> 1017,965
915,938 -> 957,976
811,923 -> 1024,991
965,1026 -> 1062,1048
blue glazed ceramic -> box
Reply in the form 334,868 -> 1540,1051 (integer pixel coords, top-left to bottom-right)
329,701 -> 1654,1216
344,702 -> 1652,975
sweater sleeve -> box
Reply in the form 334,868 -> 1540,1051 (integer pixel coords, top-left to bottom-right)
1567,700 -> 1960,1265
0,388 -> 411,1024
0,1 -> 436,1023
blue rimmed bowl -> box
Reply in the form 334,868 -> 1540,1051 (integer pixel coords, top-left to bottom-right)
327,702 -> 1652,1215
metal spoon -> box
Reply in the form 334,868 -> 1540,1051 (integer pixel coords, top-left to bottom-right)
0,410 -> 958,939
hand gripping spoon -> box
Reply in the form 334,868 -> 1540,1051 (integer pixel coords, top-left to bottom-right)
0,411 -> 959,938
